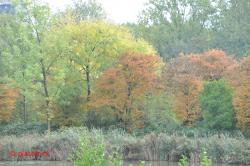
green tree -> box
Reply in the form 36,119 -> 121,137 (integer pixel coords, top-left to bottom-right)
71,0 -> 106,22
141,94 -> 178,133
135,0 -> 216,60
213,0 -> 250,57
199,79 -> 234,130
5,0 -> 63,132
0,3 -> 40,124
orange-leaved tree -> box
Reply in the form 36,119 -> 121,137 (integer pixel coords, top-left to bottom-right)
163,49 -> 234,126
198,50 -> 234,80
163,56 -> 203,126
90,52 -> 162,131
232,56 -> 250,133
0,84 -> 18,123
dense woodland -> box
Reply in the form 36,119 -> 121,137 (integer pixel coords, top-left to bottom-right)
0,0 -> 250,137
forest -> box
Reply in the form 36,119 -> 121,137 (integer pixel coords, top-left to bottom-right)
0,0 -> 250,166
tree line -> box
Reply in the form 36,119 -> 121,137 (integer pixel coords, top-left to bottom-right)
0,0 -> 250,135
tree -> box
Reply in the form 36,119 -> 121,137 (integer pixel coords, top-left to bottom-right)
133,0 -> 250,59
0,2 -> 40,124
0,84 -> 18,123
71,0 -> 106,22
172,77 -> 203,126
163,55 -> 202,125
8,0 -> 62,132
142,94 -> 178,133
62,21 -> 156,102
199,79 -> 234,130
163,50 -> 234,125
90,52 -> 162,131
213,0 -> 250,57
38,21 -> 155,128
135,0 -> 217,60
180,50 -> 235,81
232,56 -> 250,133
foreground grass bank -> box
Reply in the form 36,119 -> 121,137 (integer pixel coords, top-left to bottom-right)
0,127 -> 249,165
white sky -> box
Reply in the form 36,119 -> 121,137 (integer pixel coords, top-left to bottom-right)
42,0 -> 148,24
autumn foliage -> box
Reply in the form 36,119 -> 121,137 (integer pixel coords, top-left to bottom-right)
90,52 -> 161,131
232,56 -> 250,133
164,58 -> 203,125
0,84 -> 18,123
163,50 -> 234,126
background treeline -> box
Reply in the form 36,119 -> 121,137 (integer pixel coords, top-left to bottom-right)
0,0 -> 250,136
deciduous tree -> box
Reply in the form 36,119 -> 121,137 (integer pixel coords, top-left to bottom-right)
199,79 -> 234,130
136,0 -> 217,60
0,84 -> 18,123
90,52 -> 161,131
62,21 -> 156,102
163,50 -> 233,125
232,56 -> 250,133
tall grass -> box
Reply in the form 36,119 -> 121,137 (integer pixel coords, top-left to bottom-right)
0,127 -> 249,165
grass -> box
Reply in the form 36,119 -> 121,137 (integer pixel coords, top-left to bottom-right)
0,127 -> 249,165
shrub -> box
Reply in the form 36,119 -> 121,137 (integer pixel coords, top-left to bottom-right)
178,155 -> 189,166
200,150 -> 212,166
178,149 -> 212,166
71,129 -> 123,166
72,129 -> 106,166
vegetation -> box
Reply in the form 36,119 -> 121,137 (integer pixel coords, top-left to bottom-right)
200,80 -> 234,130
132,0 -> 250,59
178,155 -> 189,166
0,0 -> 250,165
0,127 -> 249,165
178,149 -> 212,166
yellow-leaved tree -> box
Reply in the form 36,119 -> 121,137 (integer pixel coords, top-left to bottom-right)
0,84 -> 18,123
232,56 -> 250,133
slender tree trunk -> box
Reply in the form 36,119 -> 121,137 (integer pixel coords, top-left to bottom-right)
123,82 -> 132,131
23,94 -> 27,124
40,59 -> 51,134
22,70 -> 27,124
85,65 -> 91,101
30,17 -> 51,133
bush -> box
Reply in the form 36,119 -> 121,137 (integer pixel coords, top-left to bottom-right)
71,129 -> 106,166
71,128 -> 123,166
200,150 -> 212,166
178,155 -> 189,166
178,149 -> 212,166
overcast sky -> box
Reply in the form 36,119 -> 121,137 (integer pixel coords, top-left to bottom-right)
42,0 -> 148,24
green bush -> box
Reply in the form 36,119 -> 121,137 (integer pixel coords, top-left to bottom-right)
178,149 -> 212,166
200,150 -> 212,166
72,129 -> 106,166
71,129 -> 122,166
199,79 -> 235,130
178,155 -> 189,166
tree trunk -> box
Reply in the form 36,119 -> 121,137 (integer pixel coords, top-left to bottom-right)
85,65 -> 91,101
40,59 -> 51,134
31,19 -> 51,133
23,94 -> 27,124
22,71 -> 27,124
